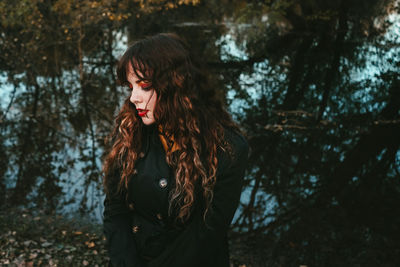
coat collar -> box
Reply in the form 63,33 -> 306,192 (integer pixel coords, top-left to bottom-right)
158,125 -> 179,153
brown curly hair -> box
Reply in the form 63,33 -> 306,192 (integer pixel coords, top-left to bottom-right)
103,33 -> 240,222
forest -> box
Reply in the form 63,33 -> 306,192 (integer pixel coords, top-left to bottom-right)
1,0 -> 399,266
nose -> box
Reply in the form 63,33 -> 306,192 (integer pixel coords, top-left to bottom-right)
130,87 -> 142,105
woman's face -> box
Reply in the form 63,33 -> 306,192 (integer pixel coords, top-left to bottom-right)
127,64 -> 157,125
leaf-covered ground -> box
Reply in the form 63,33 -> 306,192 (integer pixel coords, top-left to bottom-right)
0,208 -> 109,266
0,208 -> 253,267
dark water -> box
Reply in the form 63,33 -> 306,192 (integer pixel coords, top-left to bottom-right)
1,0 -> 400,265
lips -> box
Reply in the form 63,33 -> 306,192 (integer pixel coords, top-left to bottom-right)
136,108 -> 148,117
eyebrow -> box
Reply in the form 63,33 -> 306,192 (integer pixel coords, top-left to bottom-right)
127,71 -> 145,84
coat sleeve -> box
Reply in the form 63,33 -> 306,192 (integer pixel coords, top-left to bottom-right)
147,132 -> 249,267
103,187 -> 146,267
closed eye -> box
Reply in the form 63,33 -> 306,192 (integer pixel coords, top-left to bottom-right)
137,81 -> 152,91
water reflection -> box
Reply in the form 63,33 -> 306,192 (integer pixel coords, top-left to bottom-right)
1,0 -> 400,265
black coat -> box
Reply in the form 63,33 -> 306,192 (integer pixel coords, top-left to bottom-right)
103,124 -> 249,267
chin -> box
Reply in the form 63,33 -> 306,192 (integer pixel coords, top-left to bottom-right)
142,118 -> 156,125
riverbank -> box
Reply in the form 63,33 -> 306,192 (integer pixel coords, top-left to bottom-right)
0,207 -> 252,267
0,208 -> 109,266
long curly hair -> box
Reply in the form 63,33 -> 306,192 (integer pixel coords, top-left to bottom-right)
103,33 -> 240,222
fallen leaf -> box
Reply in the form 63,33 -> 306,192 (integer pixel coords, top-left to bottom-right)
23,240 -> 32,246
86,241 -> 95,248
41,242 -> 53,247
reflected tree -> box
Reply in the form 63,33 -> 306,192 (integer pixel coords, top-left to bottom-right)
225,0 -> 400,266
1,0 -> 399,266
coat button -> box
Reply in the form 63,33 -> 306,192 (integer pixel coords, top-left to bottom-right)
159,178 -> 168,188
139,152 -> 145,158
128,203 -> 135,211
156,213 -> 162,220
132,225 -> 139,233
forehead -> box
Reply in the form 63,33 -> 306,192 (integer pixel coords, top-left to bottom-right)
126,59 -> 153,80
126,63 -> 141,81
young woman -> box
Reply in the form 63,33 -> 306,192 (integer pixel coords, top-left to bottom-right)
102,33 -> 248,267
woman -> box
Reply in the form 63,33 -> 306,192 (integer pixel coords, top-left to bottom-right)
102,33 -> 248,267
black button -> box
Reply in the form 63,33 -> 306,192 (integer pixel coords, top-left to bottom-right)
132,225 -> 139,233
159,178 -> 168,188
